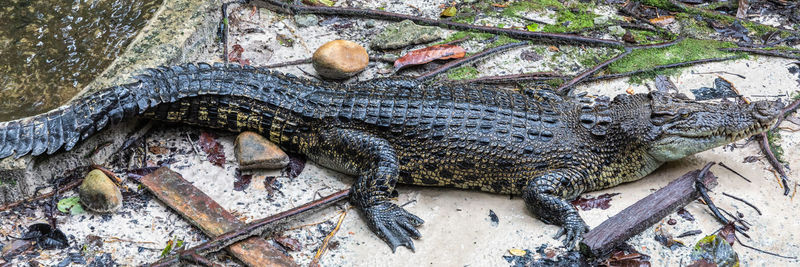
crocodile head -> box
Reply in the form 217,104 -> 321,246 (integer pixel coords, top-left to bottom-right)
641,91 -> 782,162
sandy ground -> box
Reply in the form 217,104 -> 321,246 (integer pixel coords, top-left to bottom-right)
1,0 -> 799,266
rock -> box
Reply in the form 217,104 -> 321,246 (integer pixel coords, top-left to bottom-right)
235,131 -> 289,170
608,25 -> 625,36
79,169 -> 122,213
370,20 -> 442,50
593,16 -> 611,26
295,14 -> 318,27
312,40 -> 369,79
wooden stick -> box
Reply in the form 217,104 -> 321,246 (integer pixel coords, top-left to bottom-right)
580,168 -> 718,258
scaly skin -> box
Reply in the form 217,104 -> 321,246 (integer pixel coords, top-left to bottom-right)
0,63 -> 782,251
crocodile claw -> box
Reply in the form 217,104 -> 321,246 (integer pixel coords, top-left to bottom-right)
362,202 -> 424,252
553,214 -> 589,250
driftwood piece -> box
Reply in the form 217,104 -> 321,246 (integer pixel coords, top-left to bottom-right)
139,167 -> 296,267
580,169 -> 718,258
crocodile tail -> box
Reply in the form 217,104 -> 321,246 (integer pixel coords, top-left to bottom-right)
0,63 -> 229,159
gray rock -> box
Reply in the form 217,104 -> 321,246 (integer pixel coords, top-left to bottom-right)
295,14 -> 318,27
608,25 -> 625,36
235,131 -> 289,170
79,169 -> 122,213
370,20 -> 442,50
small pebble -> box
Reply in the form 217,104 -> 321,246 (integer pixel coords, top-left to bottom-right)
667,218 -> 677,225
235,131 -> 289,170
312,40 -> 369,79
79,169 -> 122,213
294,14 -> 318,27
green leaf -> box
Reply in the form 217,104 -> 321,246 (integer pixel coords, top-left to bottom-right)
57,196 -> 85,215
160,240 -> 174,258
526,23 -> 540,32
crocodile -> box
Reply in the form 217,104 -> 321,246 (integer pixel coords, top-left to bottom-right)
0,63 -> 781,251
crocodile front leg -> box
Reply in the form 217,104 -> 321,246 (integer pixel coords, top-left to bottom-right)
305,128 -> 423,252
522,170 -> 589,250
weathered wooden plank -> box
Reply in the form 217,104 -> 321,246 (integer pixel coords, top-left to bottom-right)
580,169 -> 718,258
140,167 -> 296,267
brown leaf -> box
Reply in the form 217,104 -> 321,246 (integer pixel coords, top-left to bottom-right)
622,30 -> 636,43
198,132 -> 226,167
227,44 -> 251,66
570,193 -> 620,211
275,236 -> 303,251
233,169 -> 252,192
282,154 -> 306,179
606,249 -> 651,267
394,44 -> 466,70
649,16 -> 675,27
718,222 -> 737,246
148,145 -> 169,155
677,207 -> 695,221
548,46 -> 560,52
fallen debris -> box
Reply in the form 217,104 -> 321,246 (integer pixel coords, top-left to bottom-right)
235,131 -> 289,170
580,168 -> 718,258
139,167 -> 296,267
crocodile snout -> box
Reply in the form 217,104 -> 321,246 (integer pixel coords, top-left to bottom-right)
752,100 -> 782,124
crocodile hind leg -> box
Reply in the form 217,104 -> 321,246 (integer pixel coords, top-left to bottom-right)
303,128 -> 424,252
522,170 -> 589,250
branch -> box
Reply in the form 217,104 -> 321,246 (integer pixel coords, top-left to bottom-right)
556,48 -> 631,95
415,41 -> 529,81
250,0 -> 624,47
719,47 -> 800,61
147,189 -> 350,267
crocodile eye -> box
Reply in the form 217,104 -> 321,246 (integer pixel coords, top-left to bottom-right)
678,108 -> 690,118
650,111 -> 675,125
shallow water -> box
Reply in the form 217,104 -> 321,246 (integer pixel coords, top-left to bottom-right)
0,0 -> 162,121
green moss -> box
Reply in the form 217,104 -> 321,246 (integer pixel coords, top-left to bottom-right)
544,78 -> 564,88
767,131 -> 786,164
541,2 -> 596,33
637,0 -> 678,9
488,35 -> 521,48
502,0 -> 564,17
608,39 -> 738,74
675,13 -> 714,38
435,31 -> 495,45
628,29 -> 664,44
447,66 -> 479,80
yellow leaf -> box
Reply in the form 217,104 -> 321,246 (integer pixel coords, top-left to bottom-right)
509,248 -> 526,256
441,6 -> 457,17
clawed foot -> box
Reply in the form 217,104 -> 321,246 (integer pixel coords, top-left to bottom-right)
361,202 -> 424,252
553,214 -> 589,250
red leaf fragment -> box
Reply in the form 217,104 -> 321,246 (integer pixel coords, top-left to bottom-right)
198,132 -> 226,167
233,169 -> 253,192
282,154 -> 306,179
394,44 -> 466,70
605,249 -> 651,267
570,193 -> 620,211
718,222 -> 737,246
677,207 -> 695,221
227,44 -> 251,66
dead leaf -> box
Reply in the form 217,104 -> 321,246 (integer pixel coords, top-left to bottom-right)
440,6 -> 457,17
508,248 -> 526,256
571,193 -> 620,211
649,16 -> 675,27
394,44 -> 466,70
198,132 -> 226,167
626,87 -> 634,95
677,207 -> 695,221
492,3 -> 509,8
233,169 -> 252,192
718,222 -> 737,246
605,248 -> 652,267
548,46 -> 559,52
275,236 -> 303,251
148,145 -> 169,155
227,44 -> 251,66
736,0 -> 750,19
623,30 -> 636,43
654,225 -> 685,250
